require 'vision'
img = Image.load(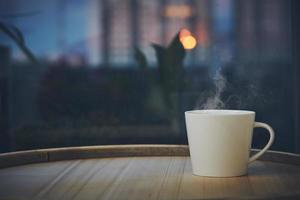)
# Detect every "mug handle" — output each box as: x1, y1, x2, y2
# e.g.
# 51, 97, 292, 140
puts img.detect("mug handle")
248, 122, 275, 163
